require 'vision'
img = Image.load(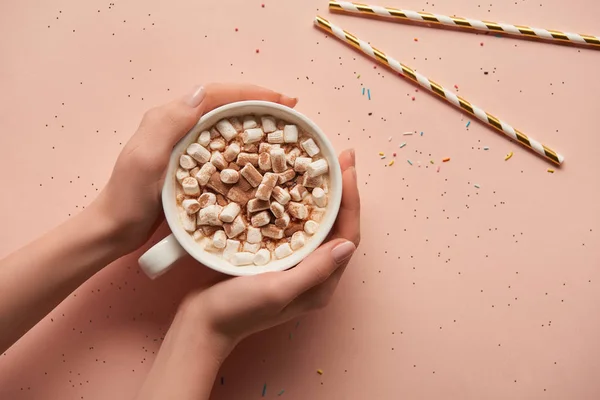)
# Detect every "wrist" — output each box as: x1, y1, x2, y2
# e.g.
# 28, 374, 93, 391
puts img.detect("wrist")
82, 197, 132, 261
